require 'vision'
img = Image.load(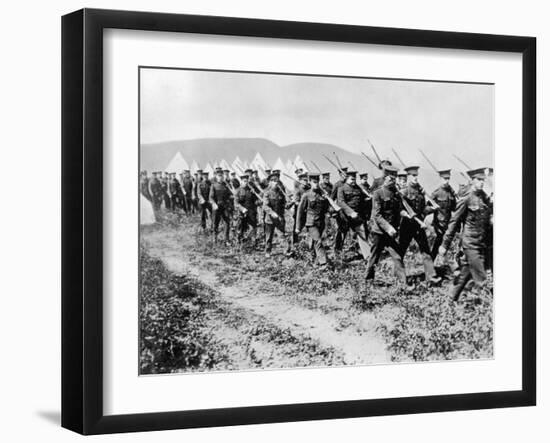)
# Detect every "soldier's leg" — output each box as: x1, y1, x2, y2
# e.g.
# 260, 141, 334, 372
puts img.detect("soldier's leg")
212, 209, 221, 240
365, 232, 385, 279
333, 214, 348, 253
223, 210, 231, 242
464, 248, 487, 286
351, 222, 370, 260
451, 263, 472, 301
386, 237, 408, 284
430, 223, 445, 260
414, 228, 437, 280
265, 223, 275, 253
398, 222, 414, 258
200, 204, 207, 229
308, 226, 327, 266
